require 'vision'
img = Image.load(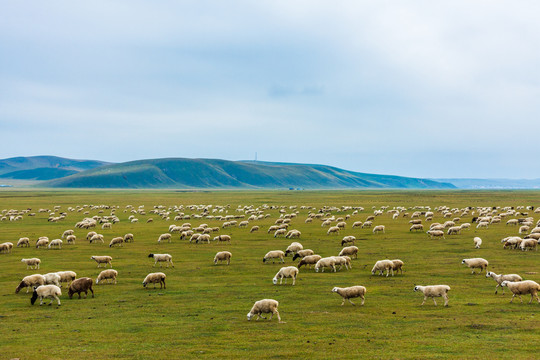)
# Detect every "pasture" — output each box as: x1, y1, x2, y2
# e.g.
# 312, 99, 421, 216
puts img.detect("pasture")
0, 190, 539, 359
